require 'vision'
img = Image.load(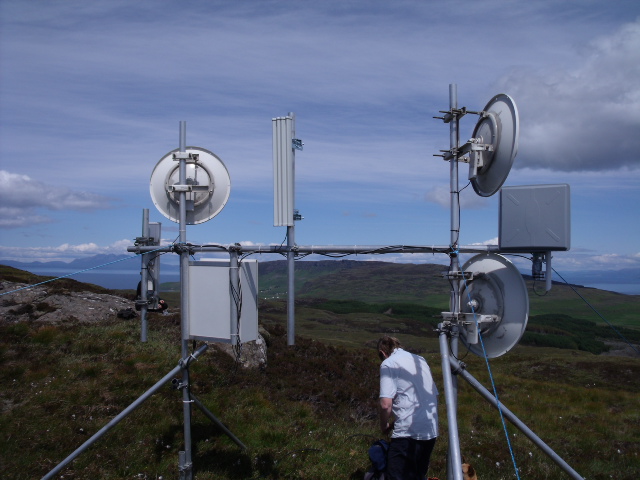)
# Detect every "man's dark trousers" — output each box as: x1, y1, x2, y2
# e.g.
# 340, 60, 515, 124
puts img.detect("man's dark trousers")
386, 437, 436, 480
